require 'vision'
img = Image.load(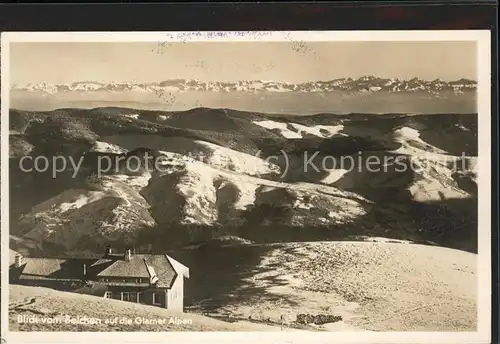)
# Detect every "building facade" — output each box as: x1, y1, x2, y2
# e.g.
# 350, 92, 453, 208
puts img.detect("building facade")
9, 247, 190, 312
